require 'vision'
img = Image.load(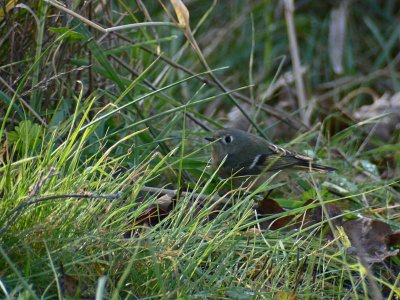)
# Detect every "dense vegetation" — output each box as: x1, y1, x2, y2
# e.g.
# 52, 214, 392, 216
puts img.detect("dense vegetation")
0, 1, 399, 299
